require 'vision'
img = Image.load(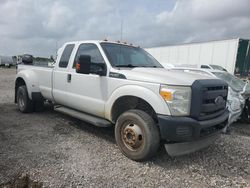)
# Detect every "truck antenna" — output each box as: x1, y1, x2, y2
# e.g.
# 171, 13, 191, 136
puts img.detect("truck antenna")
120, 19, 123, 41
